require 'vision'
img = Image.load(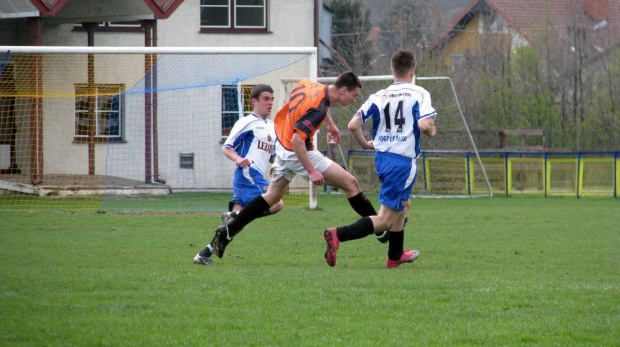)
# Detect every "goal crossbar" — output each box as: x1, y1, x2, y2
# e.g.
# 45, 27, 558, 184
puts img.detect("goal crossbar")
0, 46, 317, 55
